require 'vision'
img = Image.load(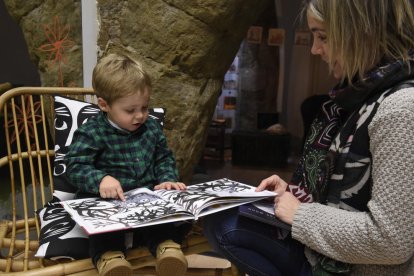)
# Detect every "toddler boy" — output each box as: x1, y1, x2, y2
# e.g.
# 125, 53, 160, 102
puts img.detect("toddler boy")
65, 53, 189, 276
